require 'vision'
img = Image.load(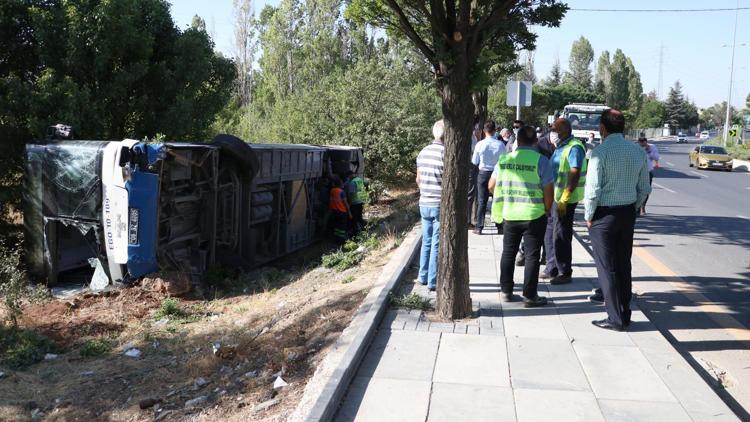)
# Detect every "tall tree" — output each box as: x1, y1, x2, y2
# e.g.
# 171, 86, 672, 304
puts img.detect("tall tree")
233, 0, 257, 106
564, 36, 594, 89
608, 49, 630, 110
546, 56, 562, 87
594, 51, 610, 100
664, 81, 686, 131
347, 0, 567, 319
626, 58, 643, 115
